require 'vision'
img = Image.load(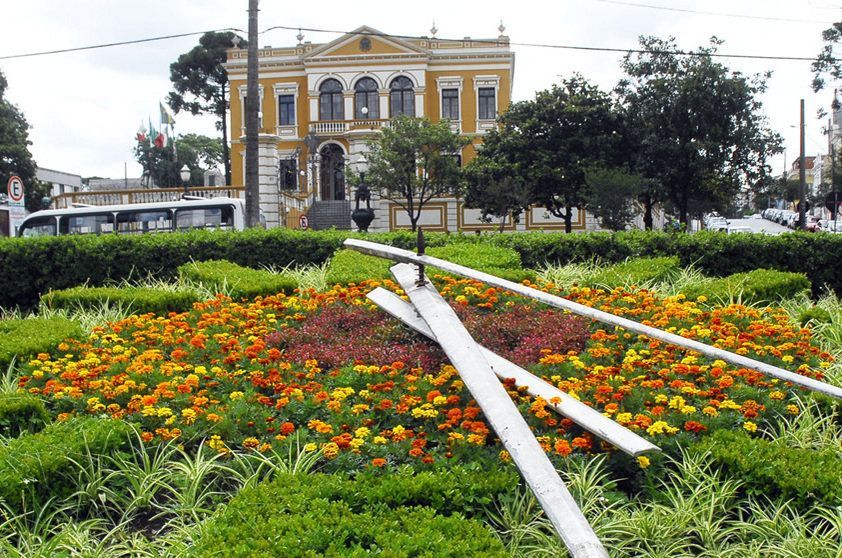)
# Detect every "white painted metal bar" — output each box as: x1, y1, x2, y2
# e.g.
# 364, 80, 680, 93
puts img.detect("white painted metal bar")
346, 238, 842, 400
390, 263, 609, 558
367, 286, 659, 457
